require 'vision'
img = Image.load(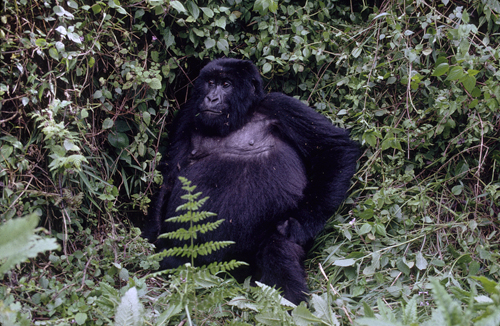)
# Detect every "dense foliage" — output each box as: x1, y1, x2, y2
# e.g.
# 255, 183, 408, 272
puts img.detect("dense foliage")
1, 0, 500, 324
